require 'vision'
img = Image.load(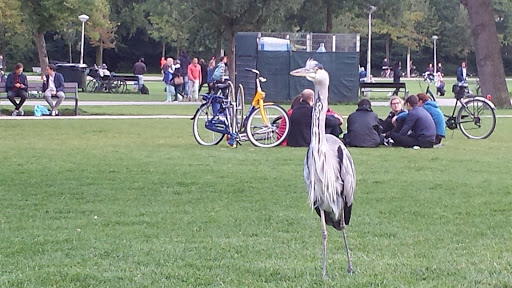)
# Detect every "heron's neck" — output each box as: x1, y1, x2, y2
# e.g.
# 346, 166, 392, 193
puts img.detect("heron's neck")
310, 84, 328, 151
